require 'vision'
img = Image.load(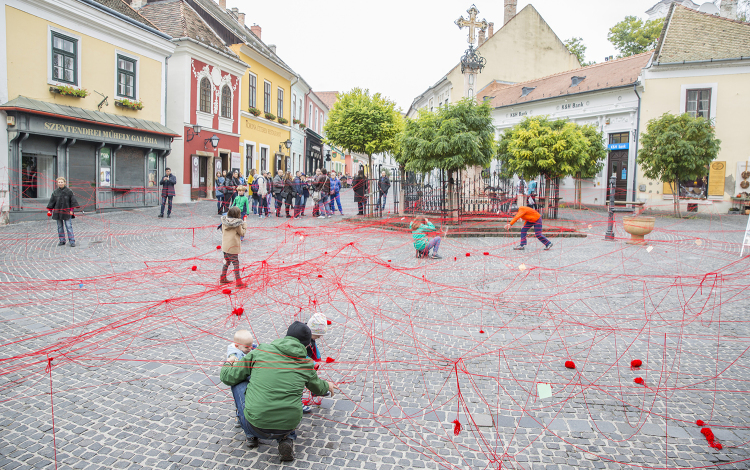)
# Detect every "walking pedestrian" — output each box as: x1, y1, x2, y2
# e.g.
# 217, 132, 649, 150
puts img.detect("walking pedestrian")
377, 170, 391, 212
46, 177, 79, 247
215, 171, 225, 215
158, 168, 176, 218
315, 169, 332, 219
328, 171, 343, 215
353, 169, 368, 215
504, 206, 553, 251
265, 171, 274, 215
527, 179, 538, 211
219, 206, 247, 287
